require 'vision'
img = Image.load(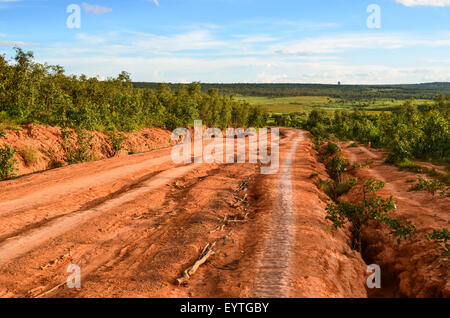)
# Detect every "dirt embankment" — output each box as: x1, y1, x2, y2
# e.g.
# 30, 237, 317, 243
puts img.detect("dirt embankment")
0, 124, 175, 177
341, 143, 449, 298
286, 132, 367, 297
